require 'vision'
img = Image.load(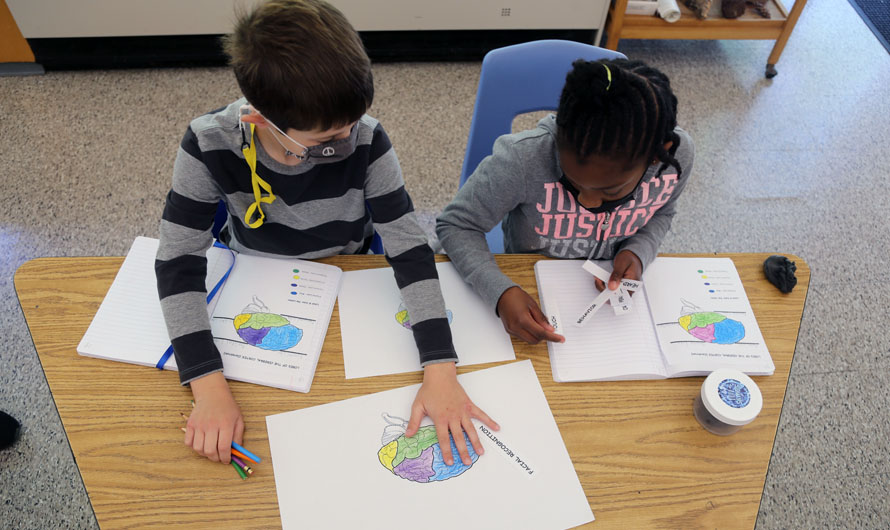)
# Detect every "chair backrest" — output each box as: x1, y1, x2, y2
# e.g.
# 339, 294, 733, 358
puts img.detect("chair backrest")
460, 40, 626, 188
457, 40, 626, 253
211, 200, 227, 240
